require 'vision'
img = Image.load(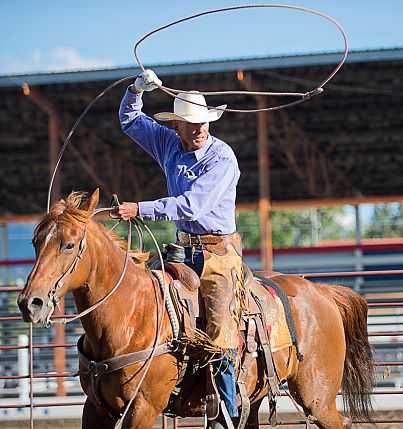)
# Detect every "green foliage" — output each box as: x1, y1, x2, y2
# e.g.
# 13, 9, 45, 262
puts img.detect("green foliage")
237, 207, 353, 249
105, 203, 403, 253
103, 219, 176, 252
364, 203, 403, 238
235, 211, 260, 249
105, 206, 356, 252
